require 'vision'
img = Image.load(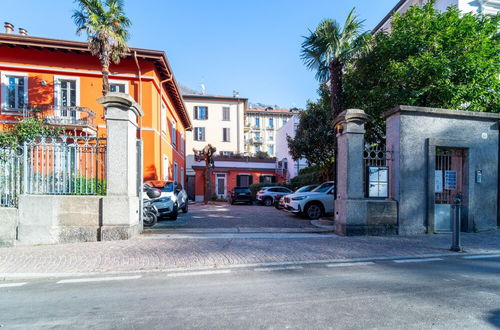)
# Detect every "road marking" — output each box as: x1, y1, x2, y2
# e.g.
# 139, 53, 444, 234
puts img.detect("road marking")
57, 275, 141, 284
0, 282, 27, 288
463, 254, 500, 260
326, 262, 375, 267
167, 270, 231, 277
254, 266, 304, 272
393, 258, 443, 263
